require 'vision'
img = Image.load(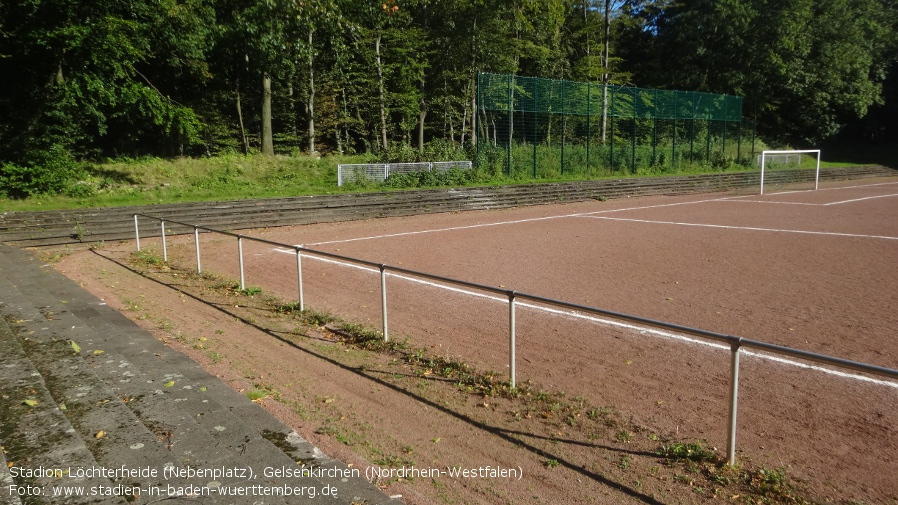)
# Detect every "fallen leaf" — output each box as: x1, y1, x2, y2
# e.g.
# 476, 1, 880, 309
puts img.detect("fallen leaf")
59, 403, 67, 410
93, 350, 104, 355
95, 430, 106, 439
71, 341, 81, 353
23, 399, 39, 406
163, 381, 175, 387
